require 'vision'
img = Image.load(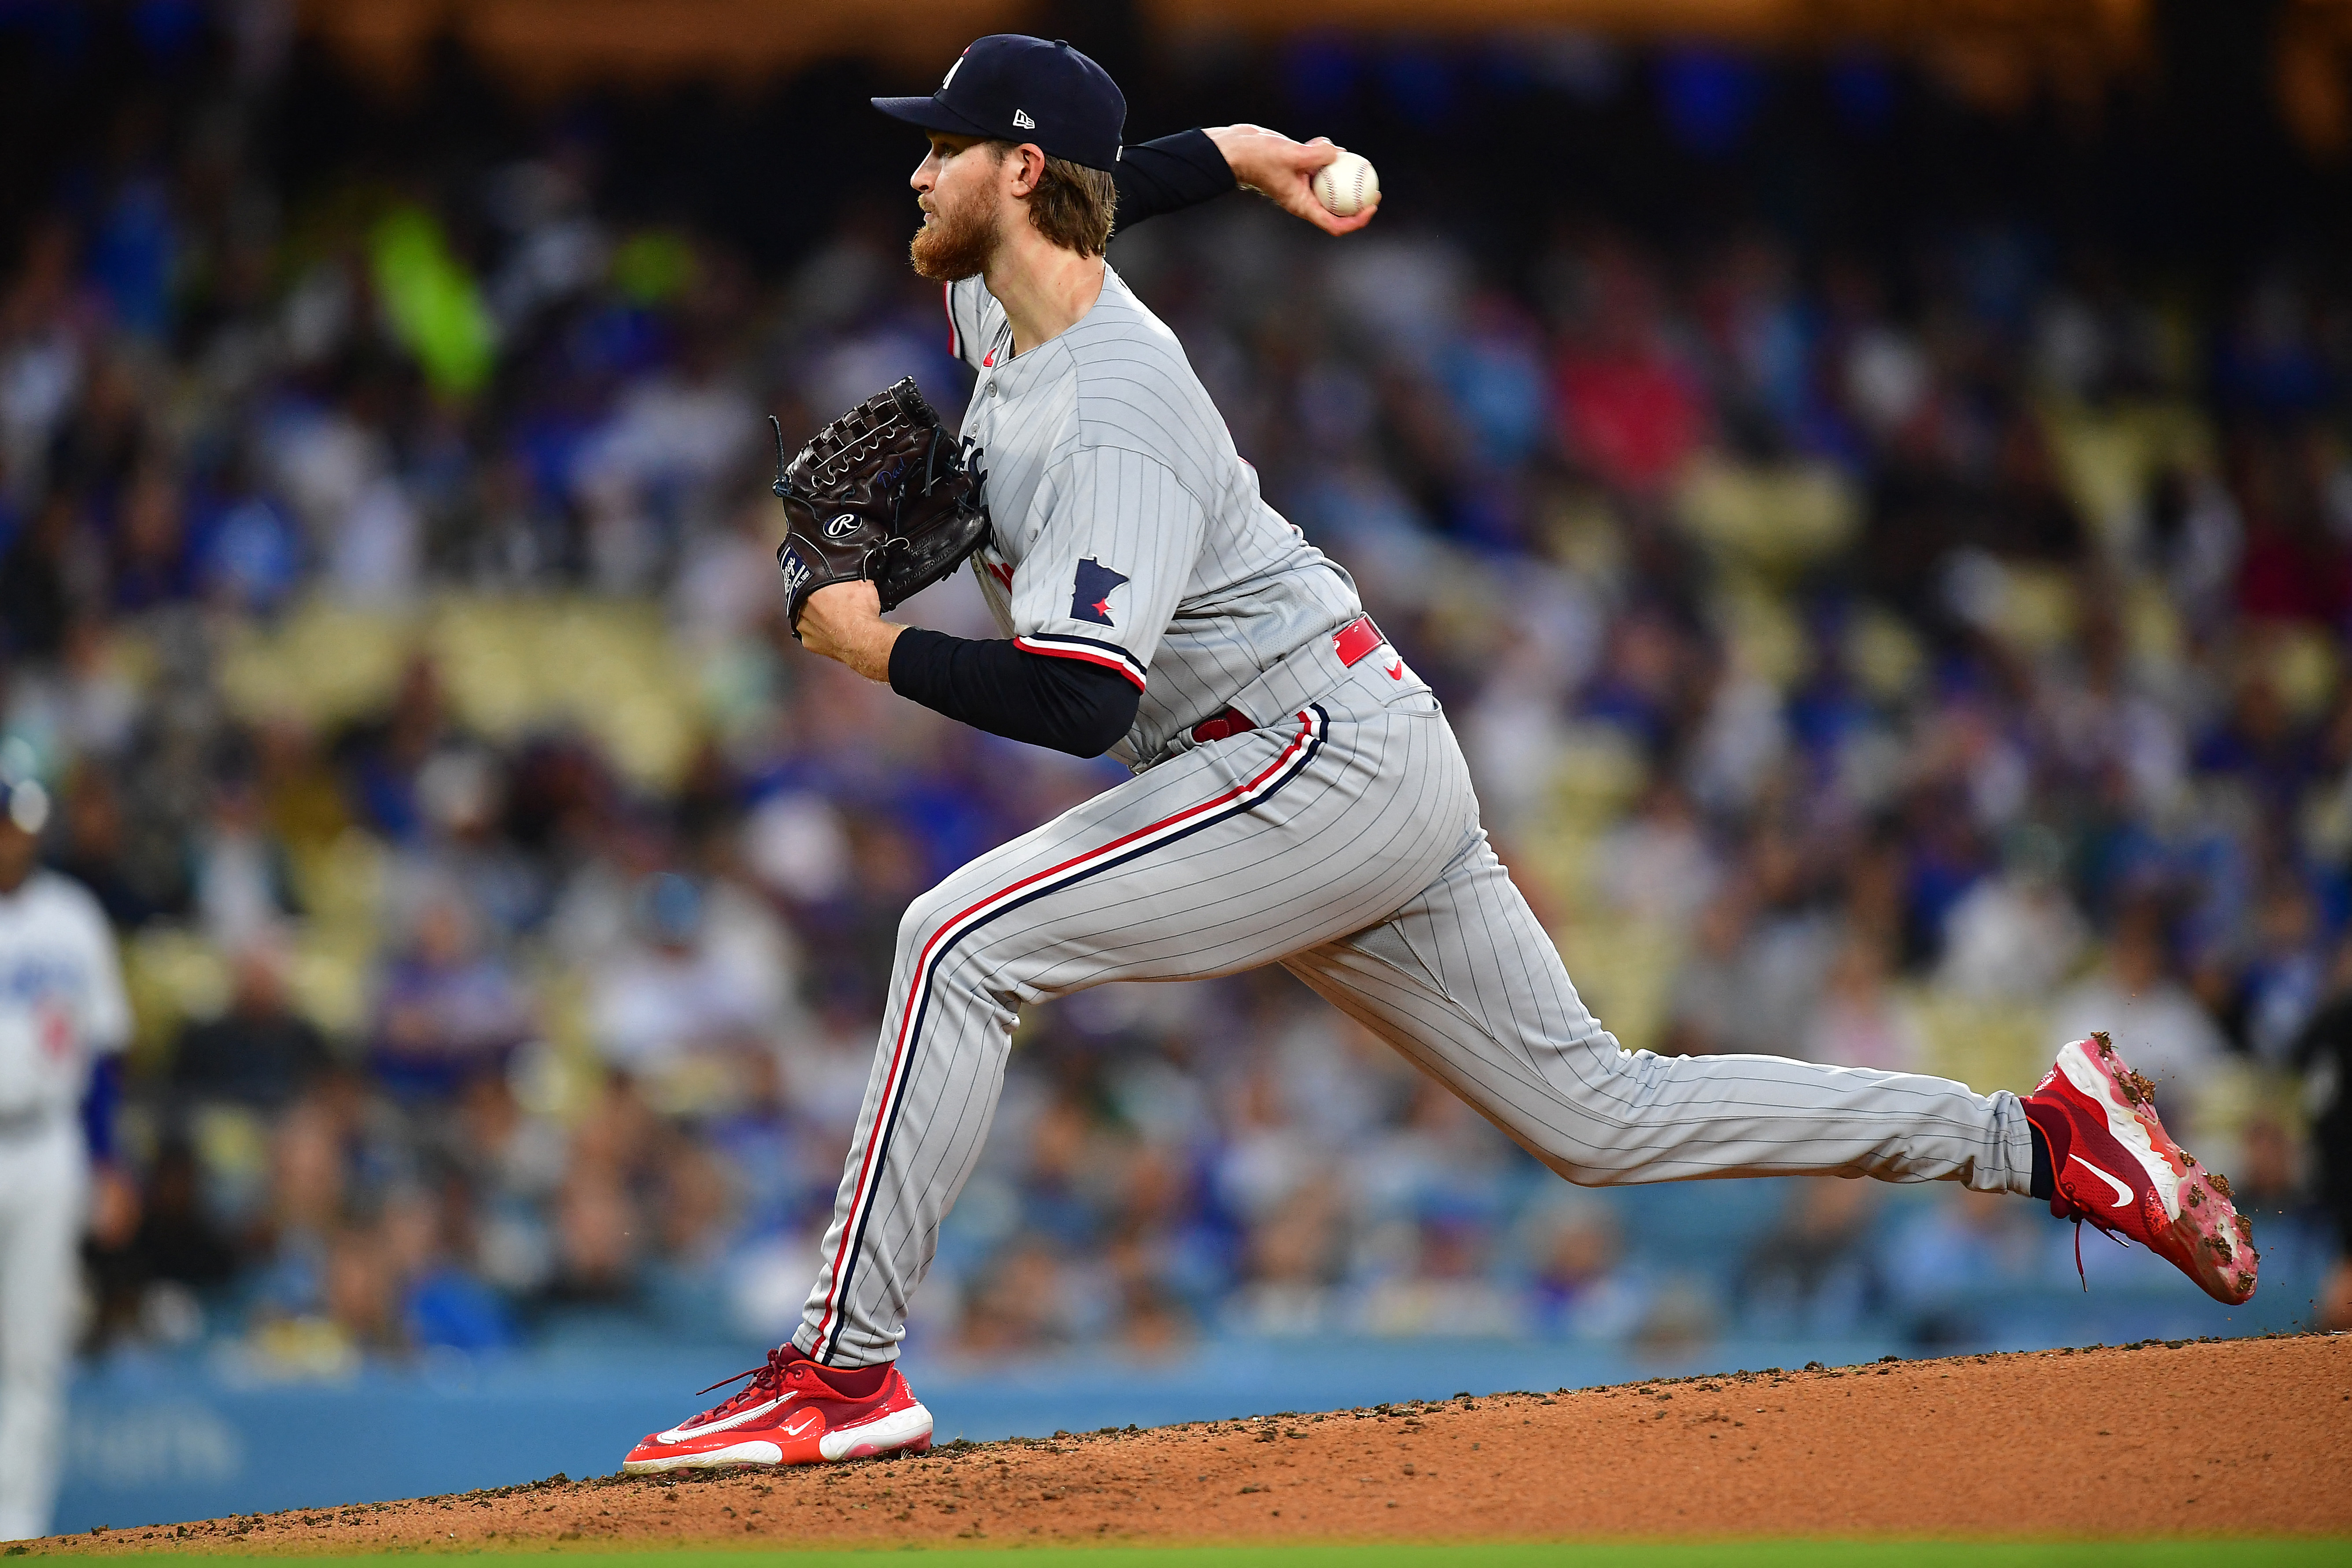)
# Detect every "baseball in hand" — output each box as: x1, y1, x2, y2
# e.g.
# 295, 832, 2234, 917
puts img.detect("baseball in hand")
1310, 151, 1379, 218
